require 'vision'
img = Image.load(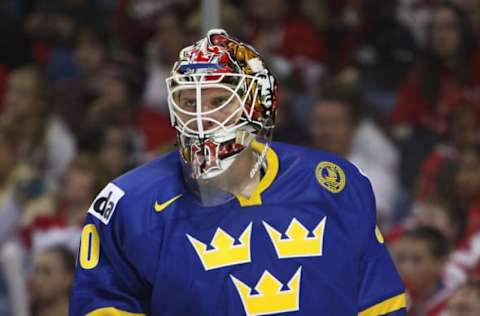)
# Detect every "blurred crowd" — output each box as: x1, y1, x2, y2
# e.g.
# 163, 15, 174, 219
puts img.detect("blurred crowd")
0, 0, 479, 315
